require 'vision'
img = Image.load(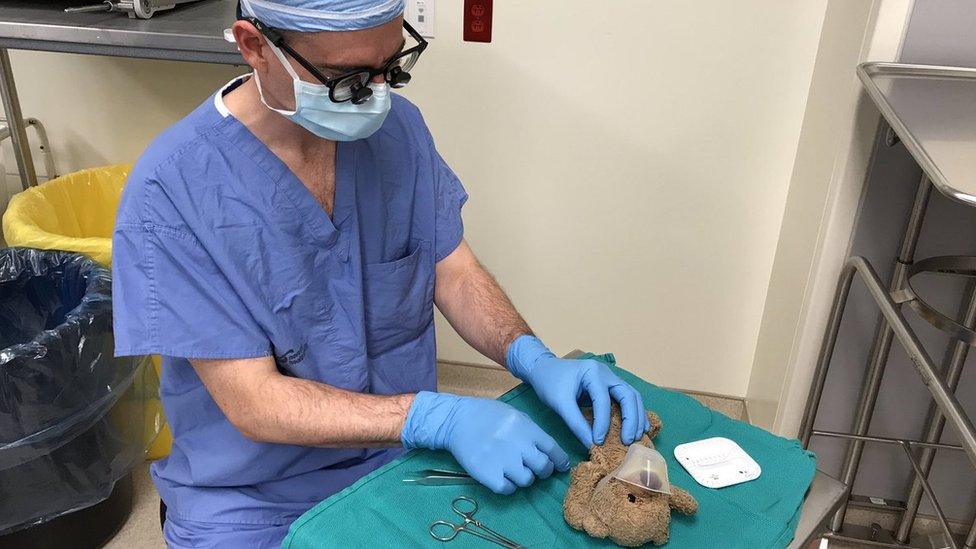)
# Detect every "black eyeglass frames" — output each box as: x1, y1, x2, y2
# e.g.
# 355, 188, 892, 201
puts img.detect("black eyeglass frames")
248, 18, 428, 105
